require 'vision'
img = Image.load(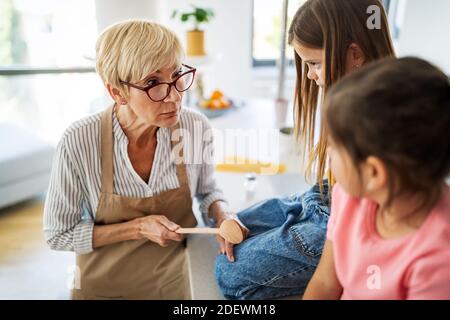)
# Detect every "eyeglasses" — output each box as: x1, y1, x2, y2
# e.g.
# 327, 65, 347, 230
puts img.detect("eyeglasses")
120, 64, 196, 102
